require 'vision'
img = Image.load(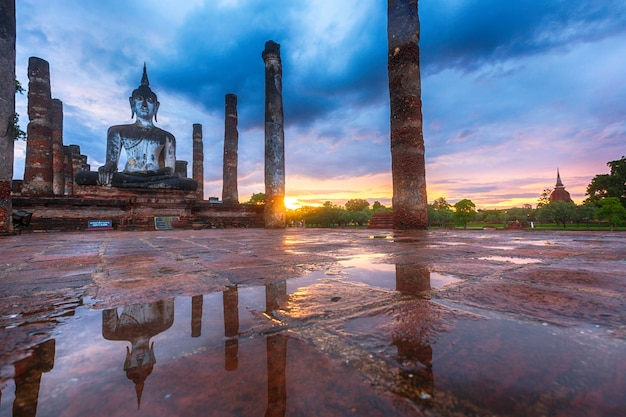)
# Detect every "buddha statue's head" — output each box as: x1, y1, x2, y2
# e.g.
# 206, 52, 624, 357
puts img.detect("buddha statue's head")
129, 64, 160, 122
